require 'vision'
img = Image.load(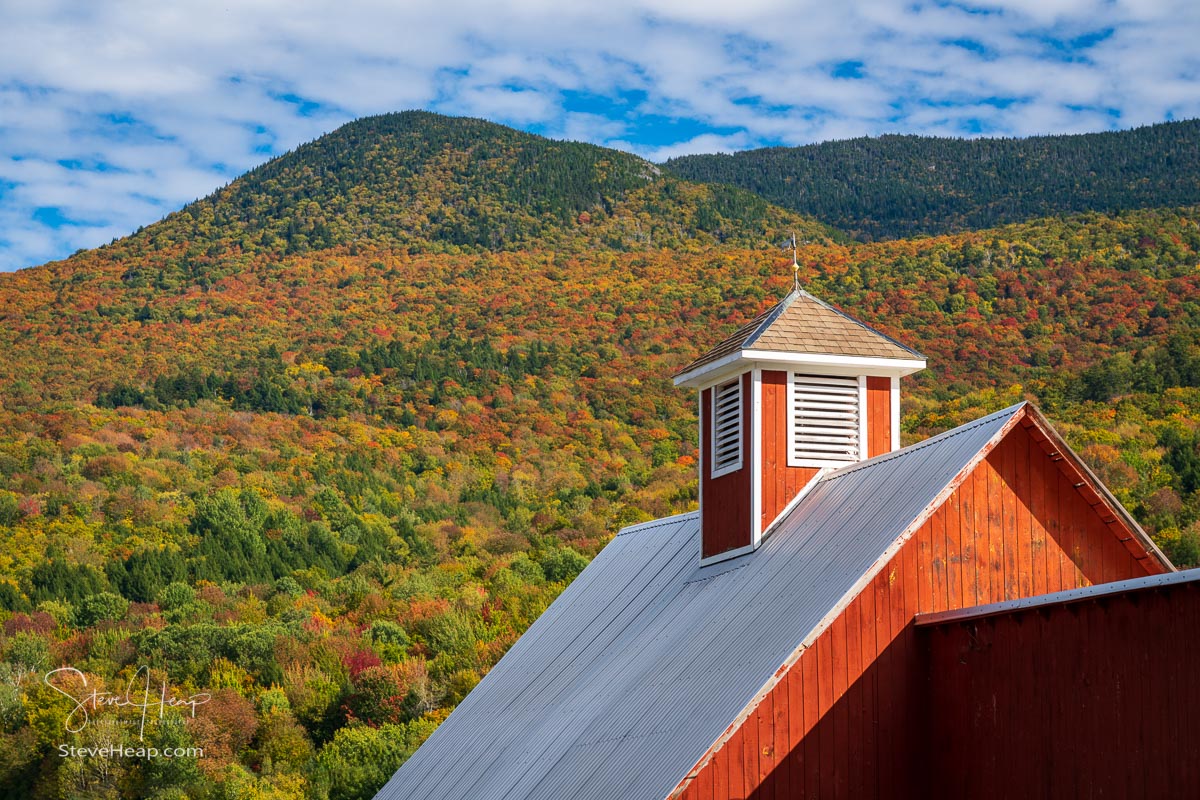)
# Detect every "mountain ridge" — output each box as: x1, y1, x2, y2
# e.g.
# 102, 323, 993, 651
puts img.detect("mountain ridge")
664, 118, 1200, 240
21, 112, 1198, 276
111, 110, 830, 271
